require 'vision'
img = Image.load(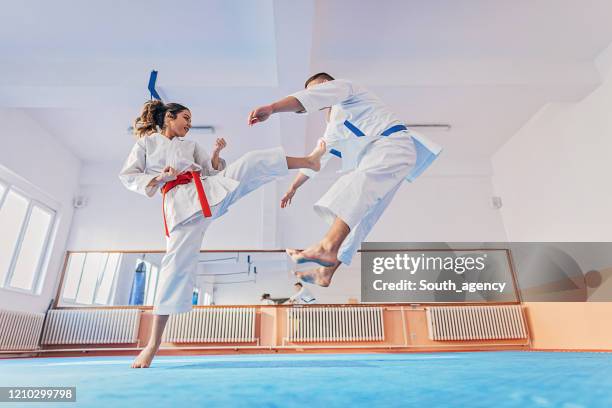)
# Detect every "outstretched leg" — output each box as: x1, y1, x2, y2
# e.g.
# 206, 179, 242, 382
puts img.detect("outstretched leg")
214, 142, 325, 215
286, 139, 326, 171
